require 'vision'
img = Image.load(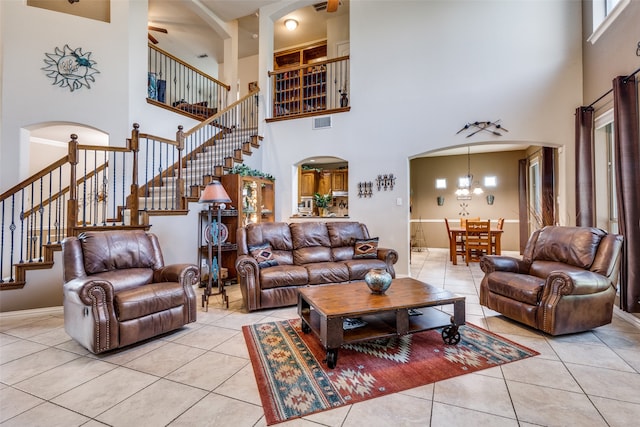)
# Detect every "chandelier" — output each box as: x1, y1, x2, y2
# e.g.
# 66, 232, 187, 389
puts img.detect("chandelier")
455, 147, 484, 197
